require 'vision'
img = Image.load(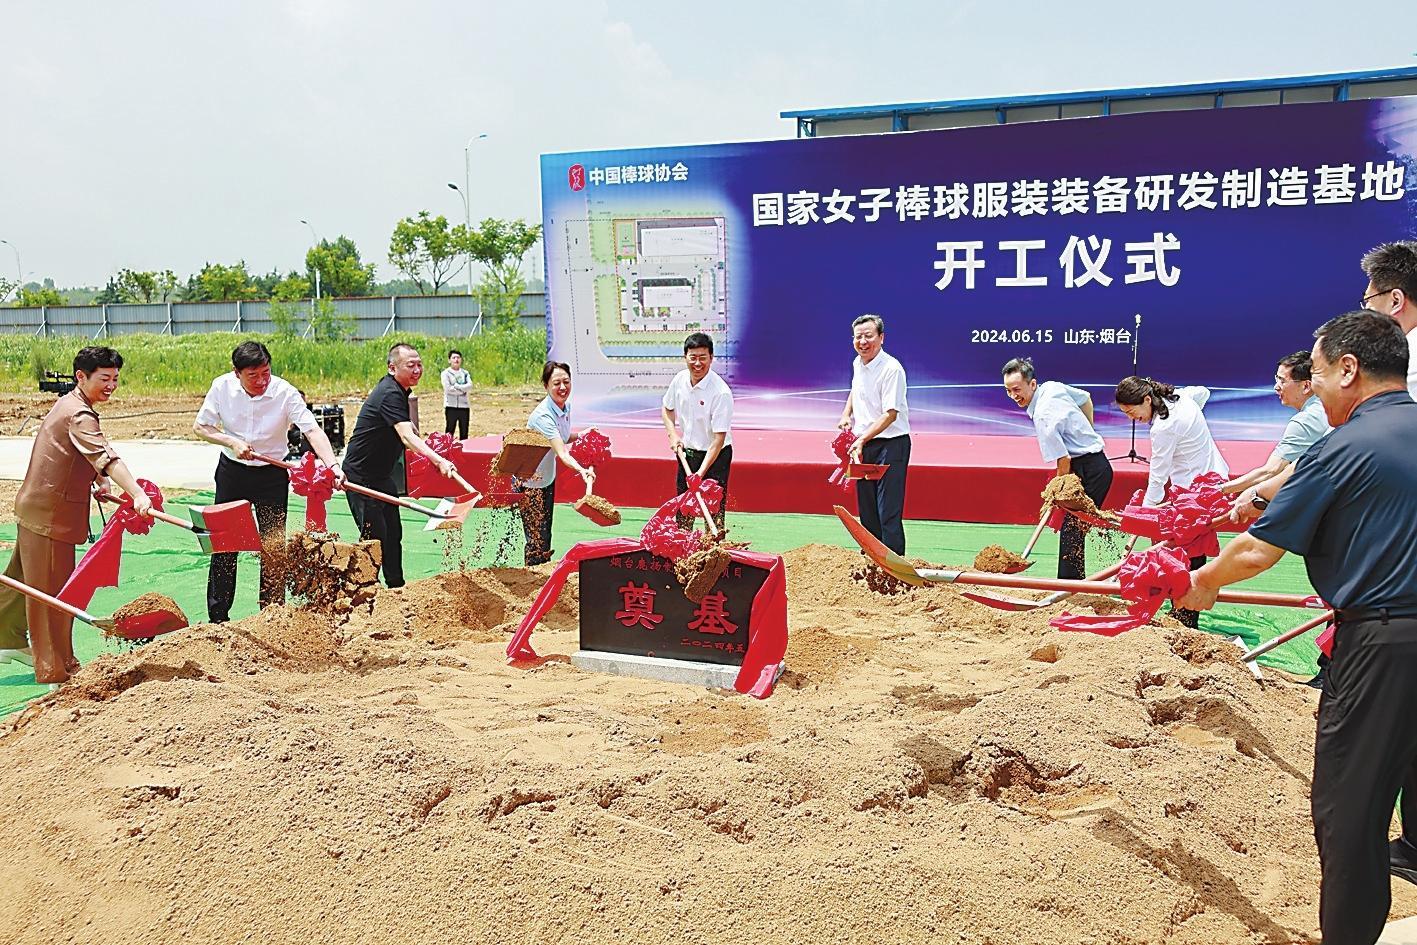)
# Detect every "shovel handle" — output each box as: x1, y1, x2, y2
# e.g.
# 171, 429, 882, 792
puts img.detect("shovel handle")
1242, 610, 1334, 662
95, 492, 196, 532
1020, 507, 1052, 559
341, 481, 447, 519
0, 572, 104, 629
676, 447, 719, 537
